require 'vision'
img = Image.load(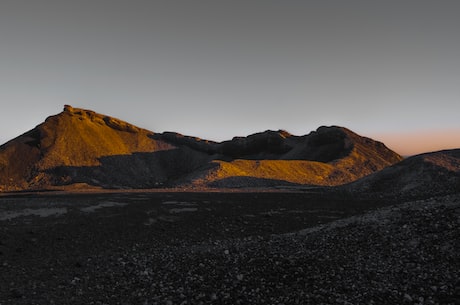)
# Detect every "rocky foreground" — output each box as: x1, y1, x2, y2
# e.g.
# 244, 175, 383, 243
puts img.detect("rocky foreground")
0, 193, 459, 305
